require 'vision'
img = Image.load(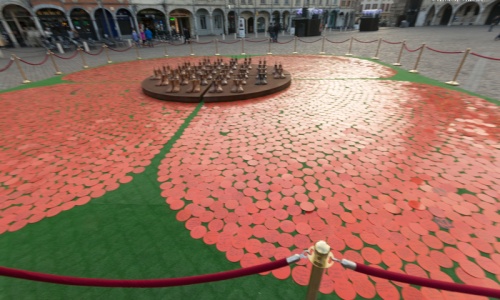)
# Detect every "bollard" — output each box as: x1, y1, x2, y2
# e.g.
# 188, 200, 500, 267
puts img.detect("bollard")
372, 38, 382, 60
83, 41, 90, 52
56, 43, 64, 54
12, 55, 31, 84
345, 36, 353, 56
393, 40, 405, 66
127, 39, 132, 47
319, 36, 326, 54
234, 33, 237, 40
104, 45, 112, 64
196, 35, 199, 42
222, 33, 225, 40
306, 241, 335, 300
241, 38, 245, 55
189, 41, 194, 56
135, 44, 142, 60
409, 43, 425, 73
267, 39, 272, 55
48, 51, 62, 75
215, 39, 220, 56
0, 49, 4, 59
293, 36, 298, 54
78, 48, 88, 69
446, 48, 470, 86
164, 43, 169, 57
